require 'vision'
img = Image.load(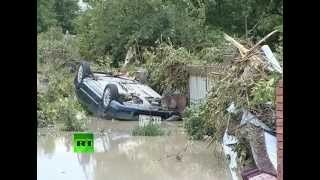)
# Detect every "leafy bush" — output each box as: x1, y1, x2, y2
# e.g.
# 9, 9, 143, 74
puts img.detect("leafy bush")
37, 26, 80, 65
198, 47, 225, 63
183, 103, 215, 140
38, 91, 88, 131
58, 97, 88, 131
37, 106, 55, 128
75, 0, 212, 66
37, 27, 88, 131
132, 124, 165, 136
197, 40, 235, 63
46, 70, 74, 102
250, 76, 278, 107
144, 43, 193, 94
38, 82, 88, 131
91, 55, 112, 72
